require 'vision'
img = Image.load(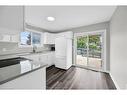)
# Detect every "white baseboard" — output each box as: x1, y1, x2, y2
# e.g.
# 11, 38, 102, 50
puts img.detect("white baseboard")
73, 64, 109, 73
109, 73, 120, 89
